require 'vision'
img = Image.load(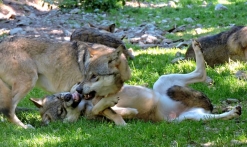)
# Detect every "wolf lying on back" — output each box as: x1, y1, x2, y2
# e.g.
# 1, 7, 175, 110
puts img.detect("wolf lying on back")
31, 40, 242, 125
